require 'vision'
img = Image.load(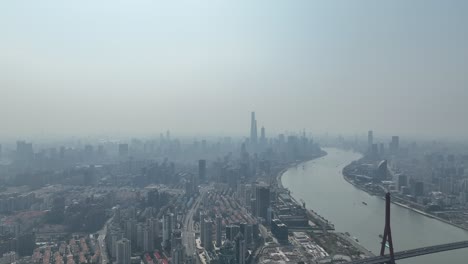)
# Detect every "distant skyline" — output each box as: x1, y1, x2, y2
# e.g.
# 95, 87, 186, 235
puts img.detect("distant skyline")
2, 1, 468, 140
